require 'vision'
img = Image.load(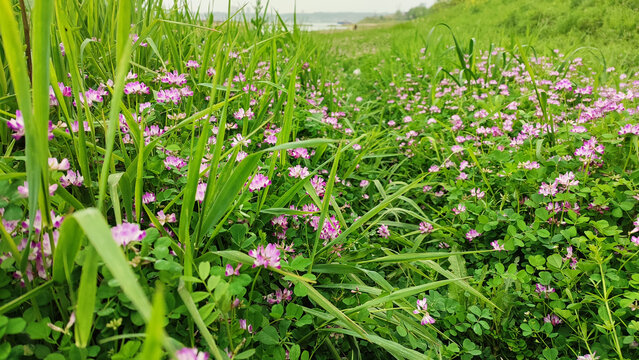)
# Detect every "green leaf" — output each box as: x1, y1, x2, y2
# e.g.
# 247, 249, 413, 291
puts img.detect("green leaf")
5, 318, 25, 335
256, 325, 279, 345
322, 328, 430, 360
75, 248, 99, 348
297, 281, 368, 338
547, 254, 563, 269
360, 250, 490, 264
177, 280, 225, 360
139, 286, 165, 360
